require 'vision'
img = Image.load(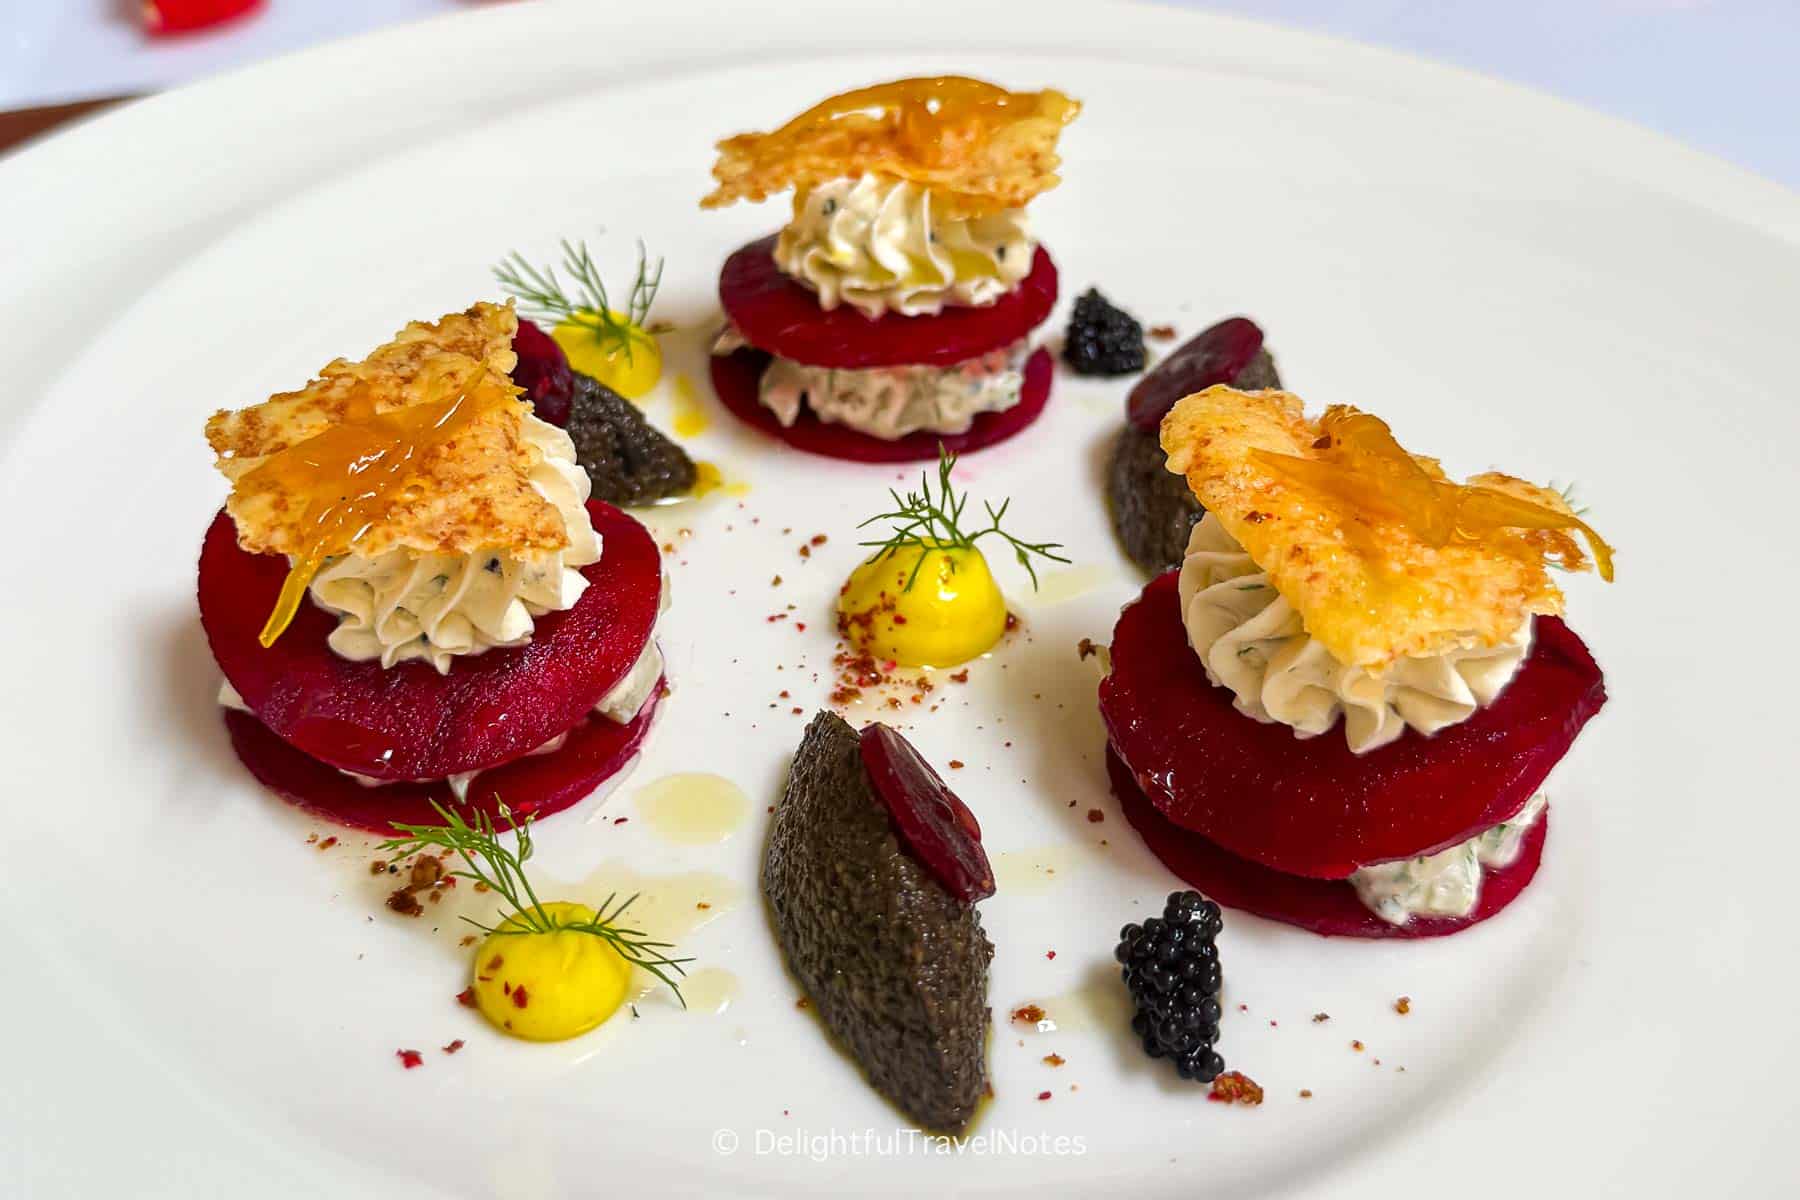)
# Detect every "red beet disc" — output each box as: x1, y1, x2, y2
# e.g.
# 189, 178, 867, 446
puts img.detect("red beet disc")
200, 499, 661, 781
224, 682, 662, 834
859, 722, 995, 902
512, 317, 574, 427
1108, 748, 1547, 939
710, 346, 1052, 463
719, 234, 1059, 369
1098, 571, 1605, 879
1125, 317, 1265, 433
